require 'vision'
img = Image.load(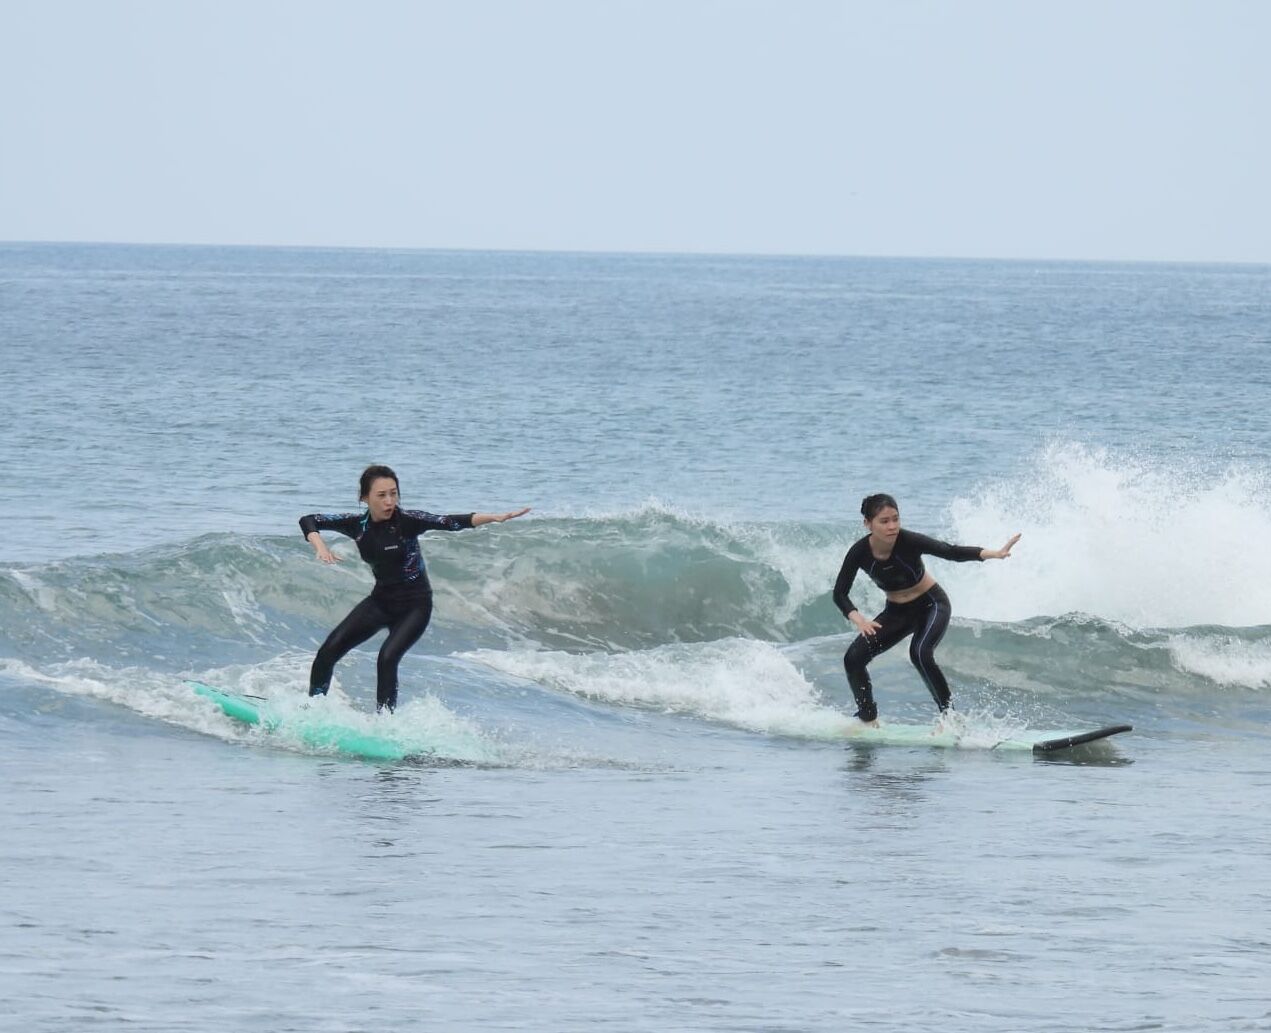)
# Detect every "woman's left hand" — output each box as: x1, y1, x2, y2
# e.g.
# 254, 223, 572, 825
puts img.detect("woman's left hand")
986, 533, 1022, 560
494, 507, 531, 523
